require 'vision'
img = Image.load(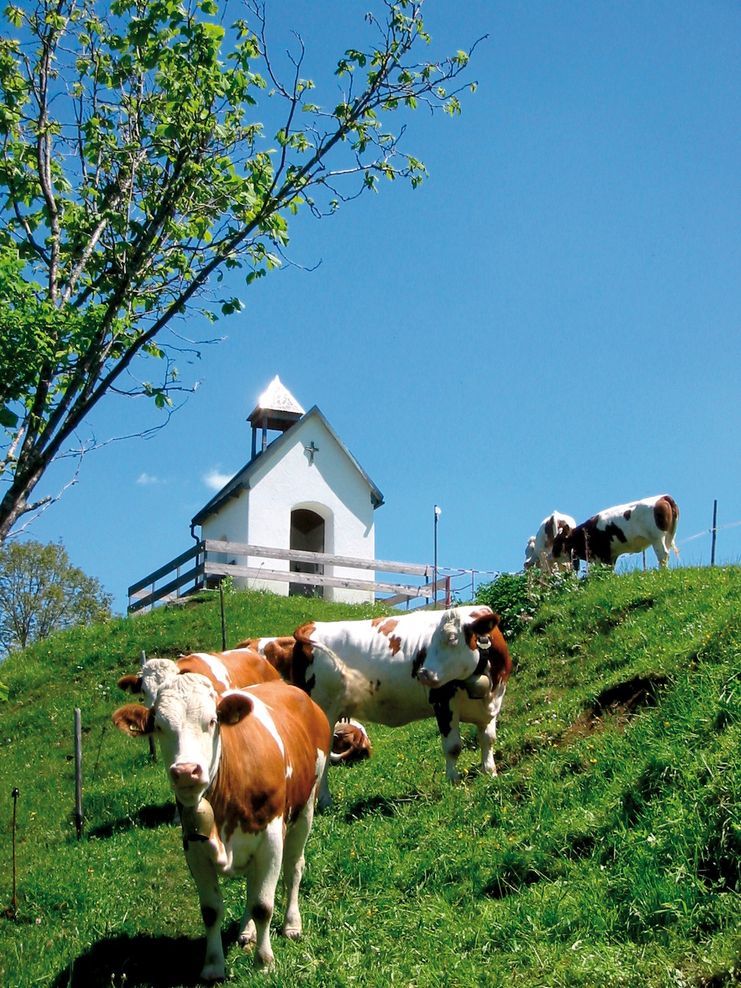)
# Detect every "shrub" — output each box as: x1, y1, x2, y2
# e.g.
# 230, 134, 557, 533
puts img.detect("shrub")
475, 570, 578, 639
